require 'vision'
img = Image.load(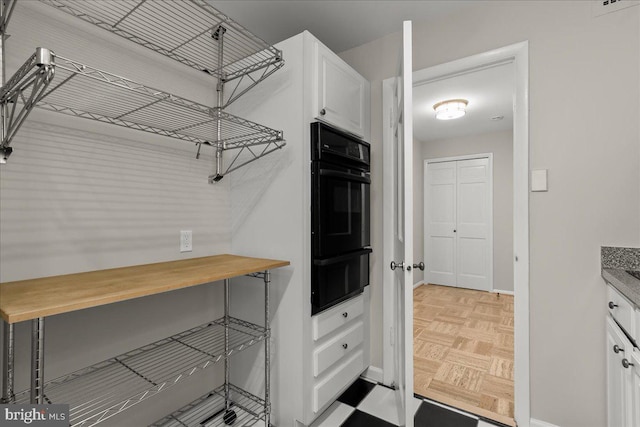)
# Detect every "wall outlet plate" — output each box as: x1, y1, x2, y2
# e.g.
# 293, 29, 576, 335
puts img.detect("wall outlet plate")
180, 230, 192, 252
593, 0, 640, 17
